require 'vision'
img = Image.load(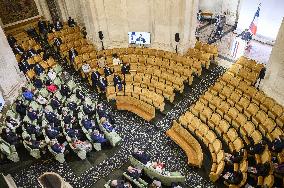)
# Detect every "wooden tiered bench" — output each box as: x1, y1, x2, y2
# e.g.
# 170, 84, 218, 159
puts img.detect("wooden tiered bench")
166, 120, 203, 167
116, 96, 155, 121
